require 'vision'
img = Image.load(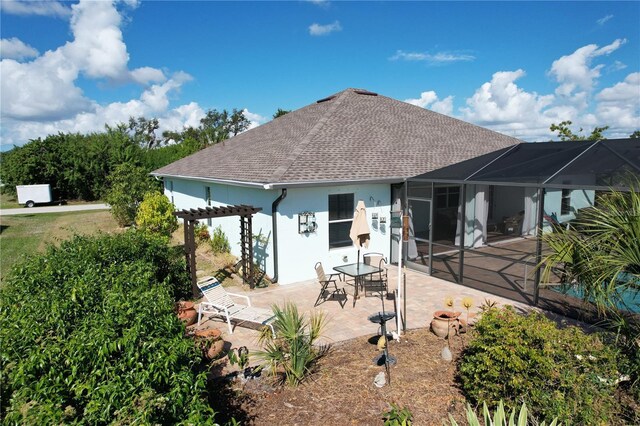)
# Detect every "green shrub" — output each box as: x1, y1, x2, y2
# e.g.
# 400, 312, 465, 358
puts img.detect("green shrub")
458, 306, 622, 425
0, 231, 212, 424
382, 403, 413, 425
194, 222, 211, 244
210, 225, 230, 254
256, 302, 327, 386
104, 163, 158, 227
135, 192, 178, 237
